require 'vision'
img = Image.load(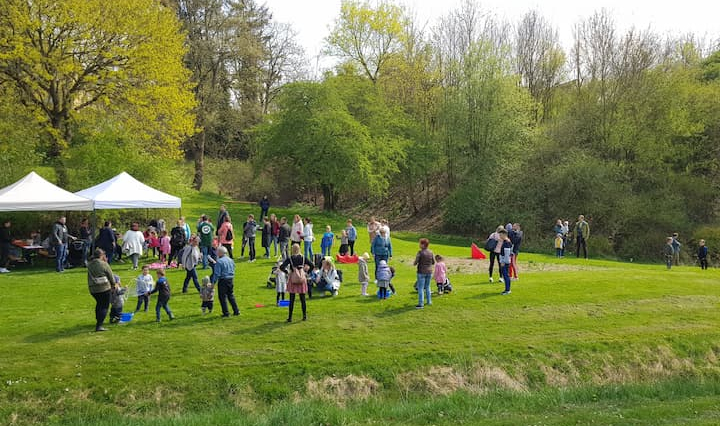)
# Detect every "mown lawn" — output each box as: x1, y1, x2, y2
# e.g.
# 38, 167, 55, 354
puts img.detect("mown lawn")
1, 197, 719, 425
